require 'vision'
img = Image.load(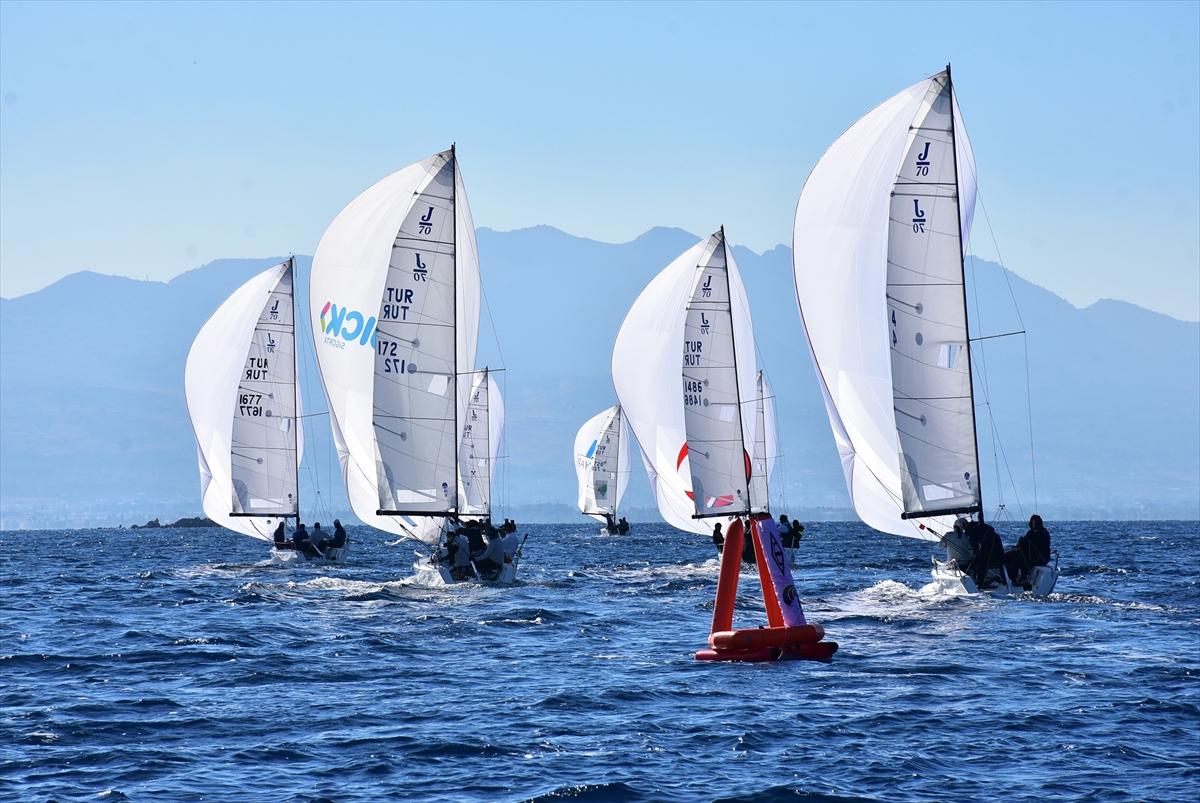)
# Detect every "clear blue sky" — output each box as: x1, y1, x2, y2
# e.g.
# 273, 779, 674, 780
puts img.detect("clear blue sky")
2, 1, 1197, 320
